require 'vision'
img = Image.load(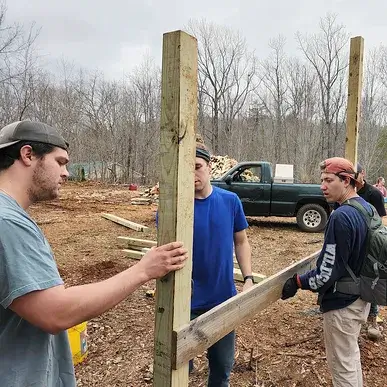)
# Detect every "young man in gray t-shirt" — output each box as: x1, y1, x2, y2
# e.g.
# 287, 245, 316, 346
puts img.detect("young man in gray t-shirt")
0, 121, 188, 386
